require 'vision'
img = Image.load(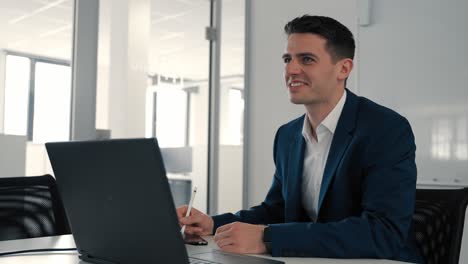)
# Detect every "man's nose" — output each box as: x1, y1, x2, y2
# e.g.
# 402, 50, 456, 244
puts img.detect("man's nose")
285, 60, 302, 75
